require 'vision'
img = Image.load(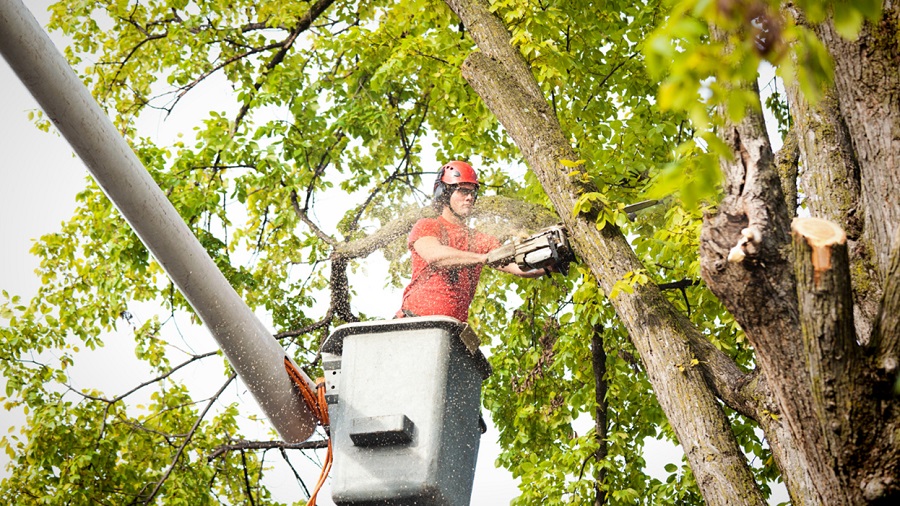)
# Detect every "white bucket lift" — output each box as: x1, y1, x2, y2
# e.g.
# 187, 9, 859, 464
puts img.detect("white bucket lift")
320, 316, 492, 506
